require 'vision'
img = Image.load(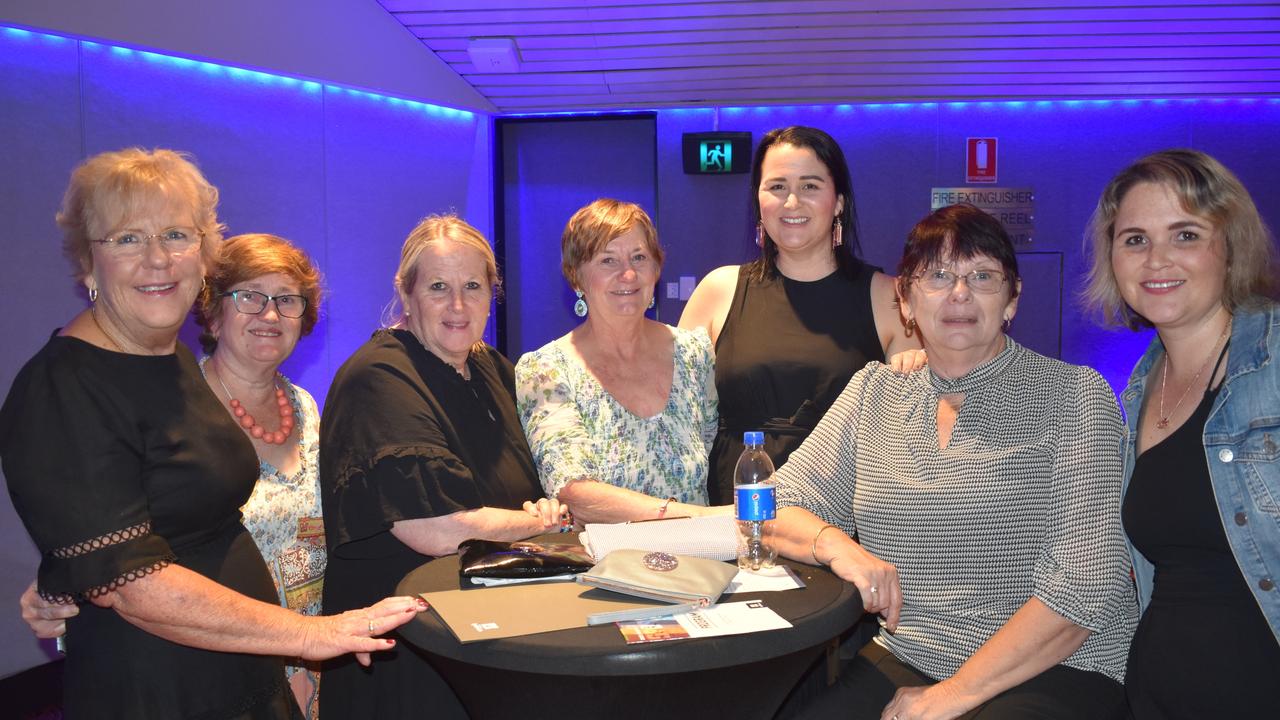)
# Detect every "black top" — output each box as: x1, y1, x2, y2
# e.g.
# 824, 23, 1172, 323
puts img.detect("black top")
0, 335, 291, 720
1123, 369, 1280, 717
318, 329, 542, 720
708, 263, 884, 504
